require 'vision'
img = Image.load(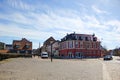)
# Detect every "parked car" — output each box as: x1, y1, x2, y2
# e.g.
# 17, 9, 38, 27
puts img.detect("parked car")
103, 55, 113, 60
41, 52, 48, 58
